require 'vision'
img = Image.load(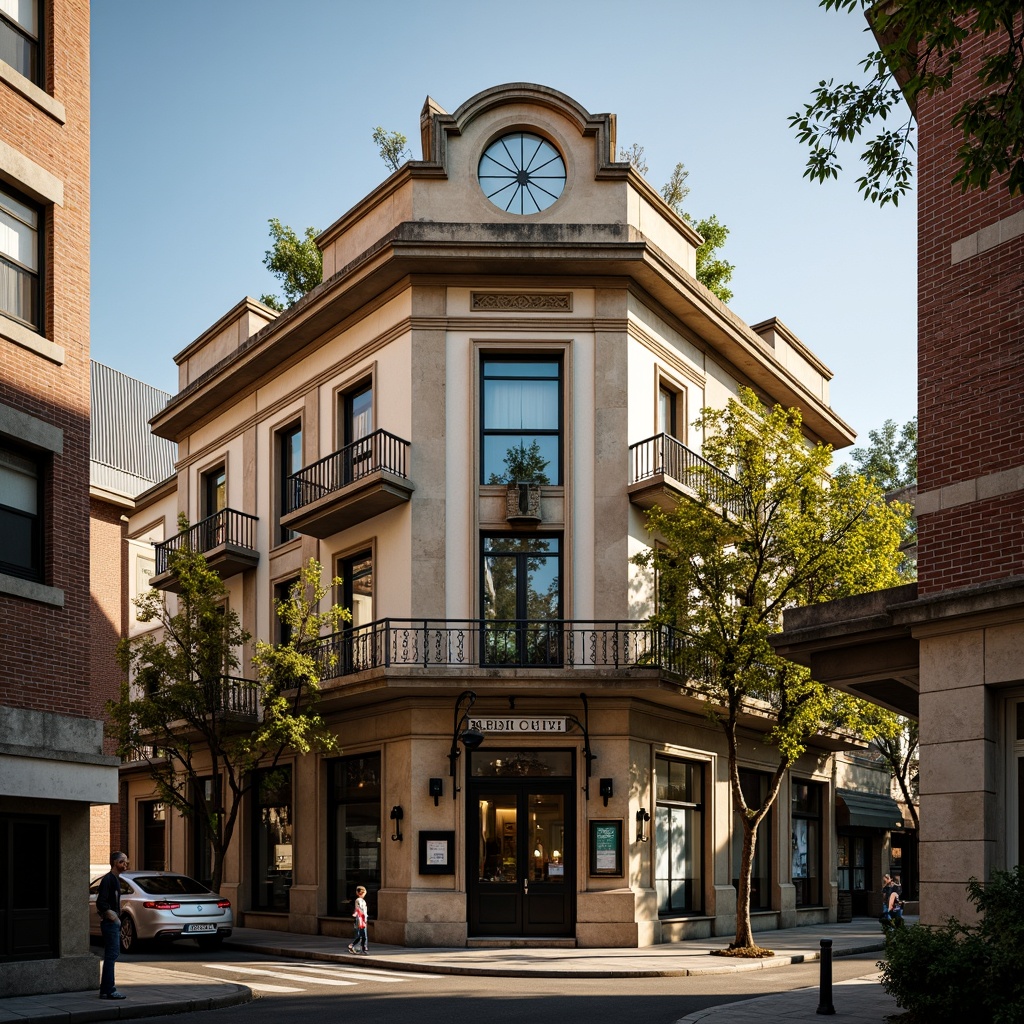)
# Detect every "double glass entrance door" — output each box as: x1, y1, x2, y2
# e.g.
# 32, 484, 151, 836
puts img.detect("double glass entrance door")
468, 773, 574, 937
